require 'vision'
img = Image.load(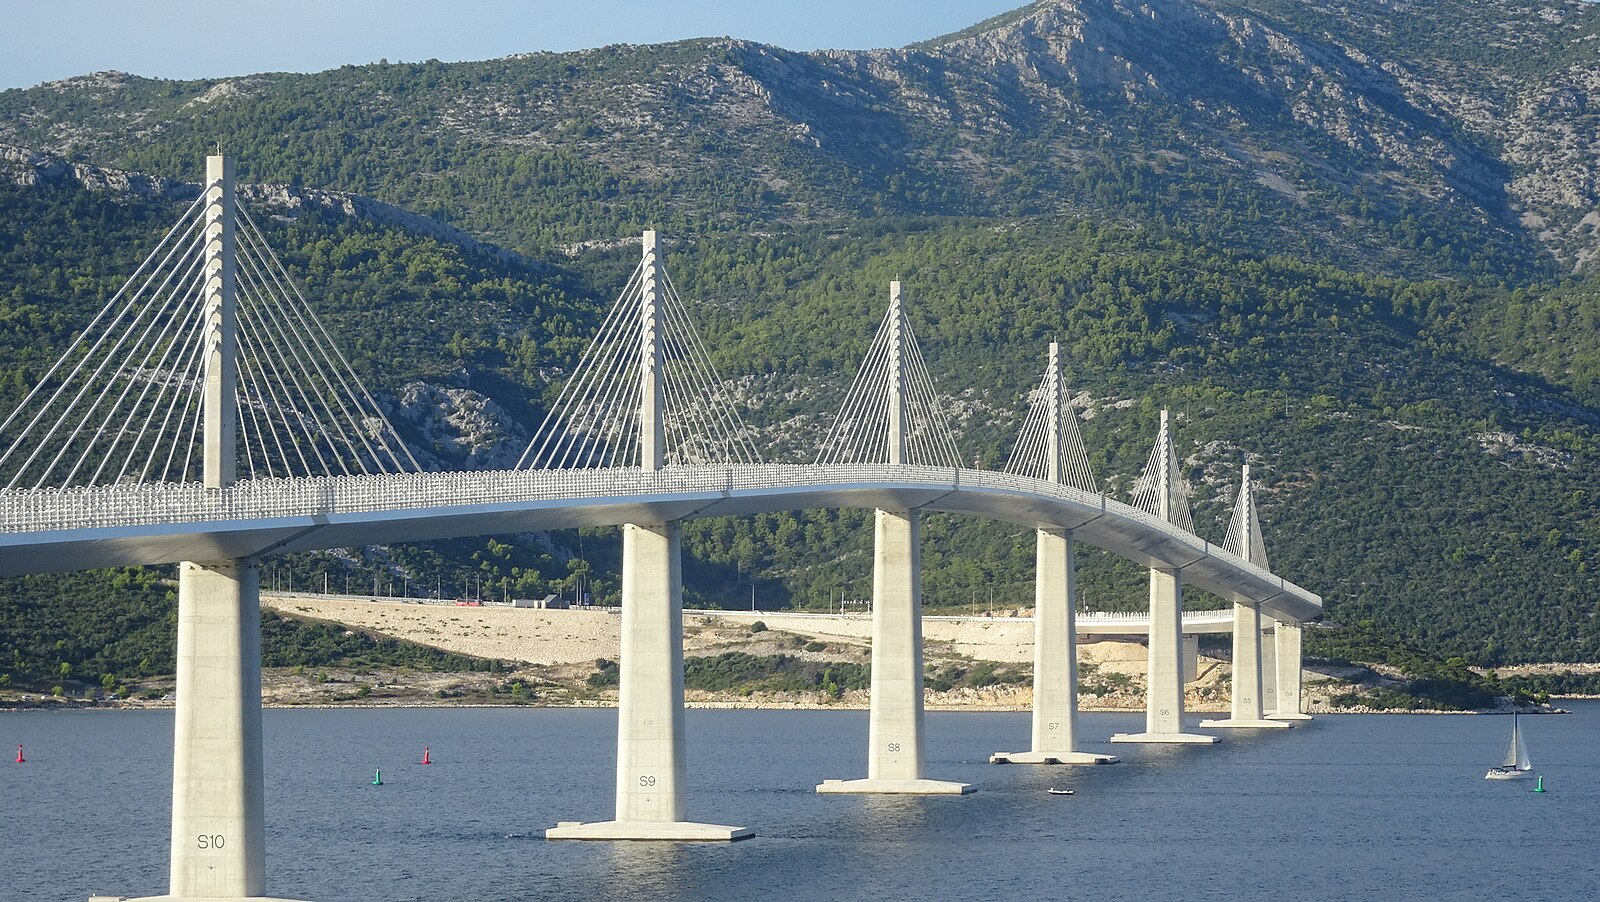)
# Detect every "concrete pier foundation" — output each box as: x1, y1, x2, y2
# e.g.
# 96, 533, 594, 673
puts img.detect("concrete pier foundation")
112, 560, 308, 902
991, 529, 1115, 766
1268, 620, 1312, 721
819, 509, 972, 794
1200, 602, 1290, 730
1112, 568, 1217, 744
548, 523, 751, 840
